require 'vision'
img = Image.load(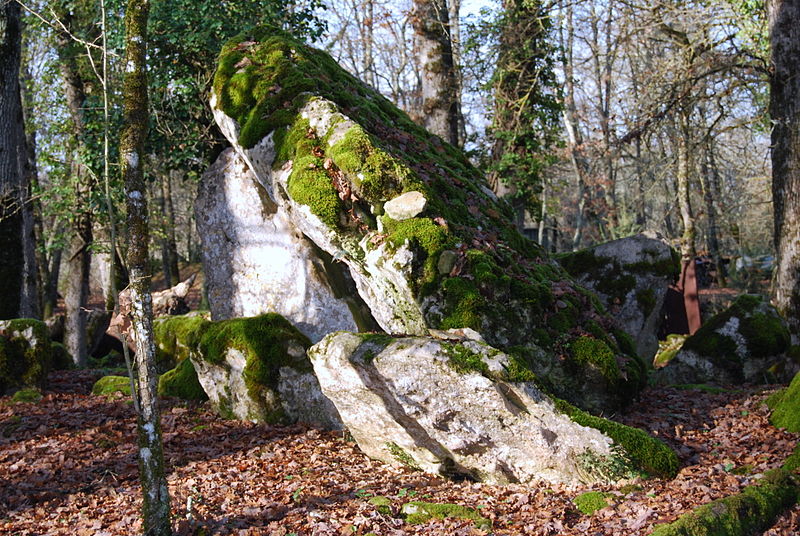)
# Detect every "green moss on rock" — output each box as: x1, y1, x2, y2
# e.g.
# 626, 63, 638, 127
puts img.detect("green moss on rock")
573, 491, 614, 515
0, 319, 53, 395
554, 398, 679, 478
153, 314, 210, 372
570, 336, 620, 383
92, 375, 132, 396
11, 388, 42, 403
158, 358, 208, 401
770, 371, 800, 432
649, 468, 798, 536
400, 501, 491, 530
